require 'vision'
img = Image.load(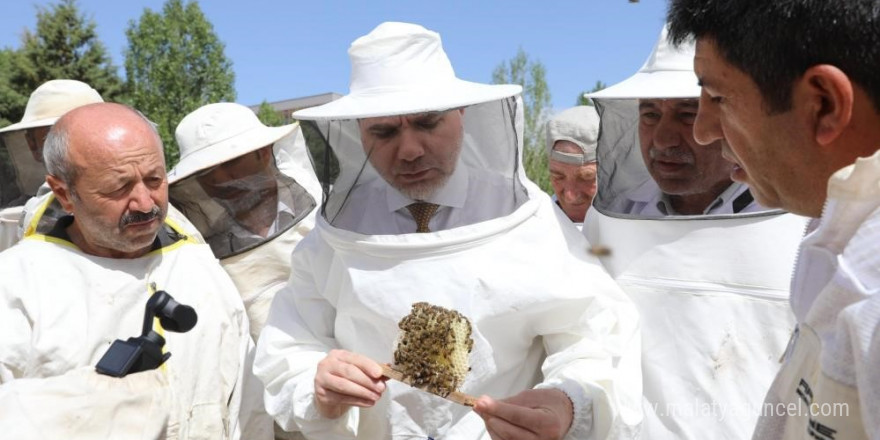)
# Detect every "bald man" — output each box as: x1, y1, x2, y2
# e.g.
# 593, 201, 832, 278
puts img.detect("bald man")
0, 103, 271, 439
